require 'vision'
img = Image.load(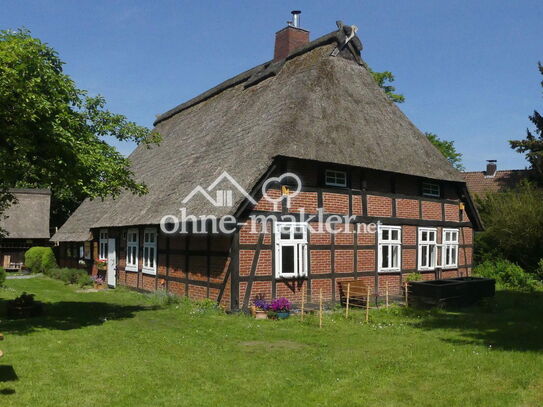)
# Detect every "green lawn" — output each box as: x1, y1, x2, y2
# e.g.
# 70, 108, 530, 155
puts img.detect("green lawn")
1, 277, 542, 407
